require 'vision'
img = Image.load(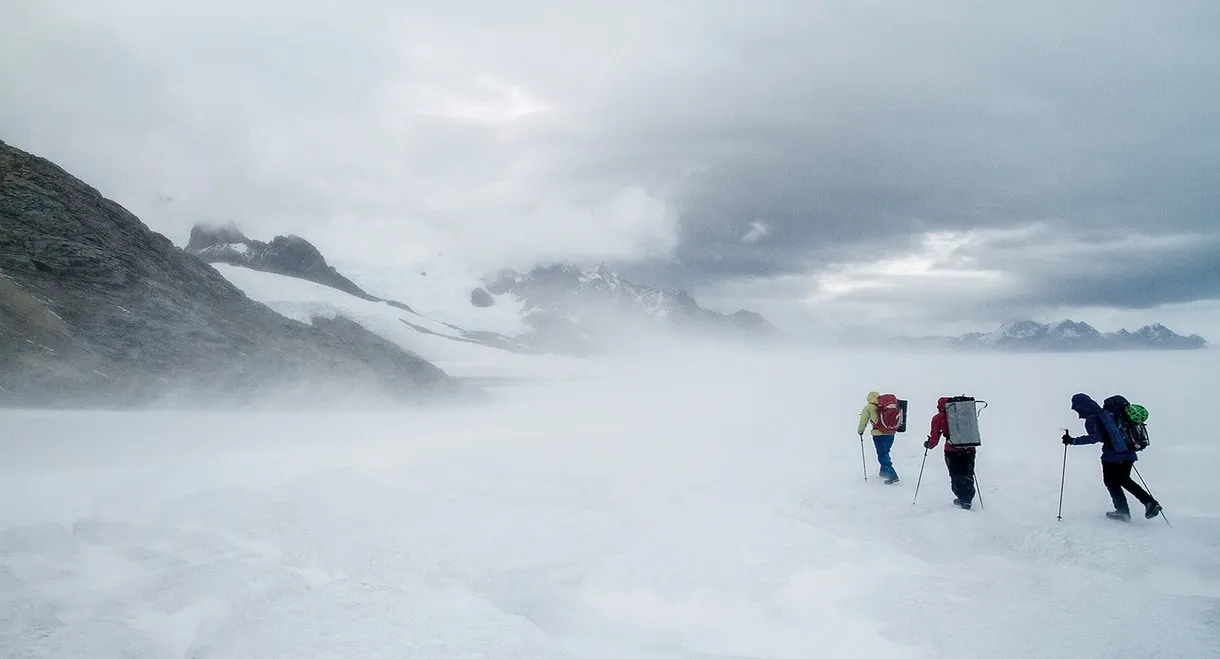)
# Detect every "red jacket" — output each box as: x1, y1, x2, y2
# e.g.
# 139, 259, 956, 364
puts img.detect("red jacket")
927, 396, 975, 453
